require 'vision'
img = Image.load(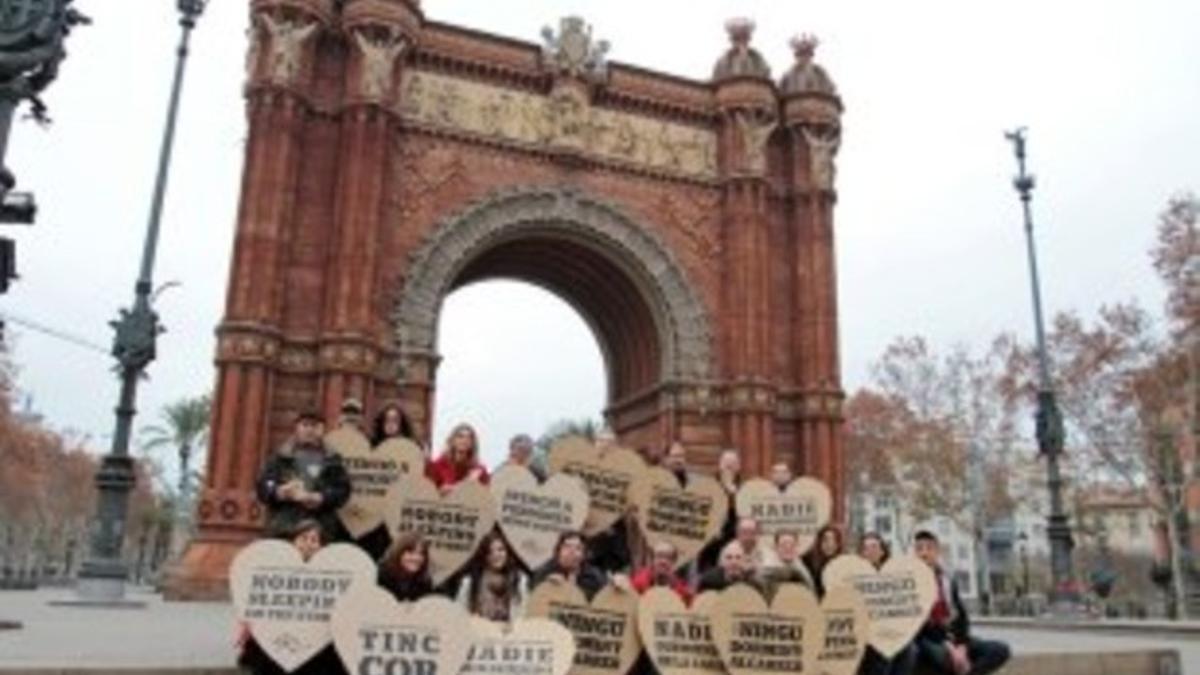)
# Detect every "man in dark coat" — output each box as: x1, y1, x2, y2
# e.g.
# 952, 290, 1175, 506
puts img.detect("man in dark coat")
914, 530, 1010, 675
698, 540, 763, 594
255, 411, 351, 540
